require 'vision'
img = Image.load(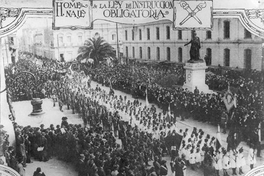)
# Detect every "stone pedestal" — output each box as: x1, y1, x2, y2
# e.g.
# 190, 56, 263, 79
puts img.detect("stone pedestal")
30, 98, 45, 116
183, 62, 212, 93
